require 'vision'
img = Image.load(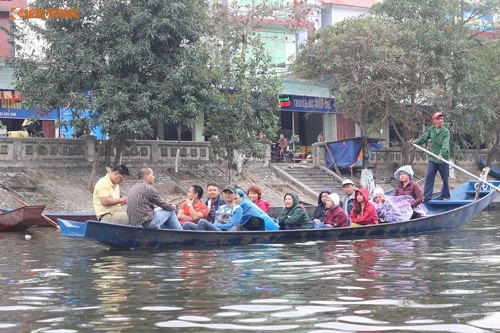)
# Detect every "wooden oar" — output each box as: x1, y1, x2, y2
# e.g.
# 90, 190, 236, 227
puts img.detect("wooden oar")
11, 195, 59, 229
412, 143, 500, 192
0, 182, 25, 197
